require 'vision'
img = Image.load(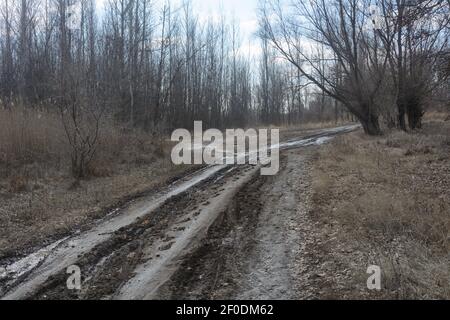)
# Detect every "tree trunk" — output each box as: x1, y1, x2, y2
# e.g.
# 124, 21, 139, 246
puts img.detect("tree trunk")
360, 113, 382, 136
407, 101, 423, 130
397, 99, 407, 131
